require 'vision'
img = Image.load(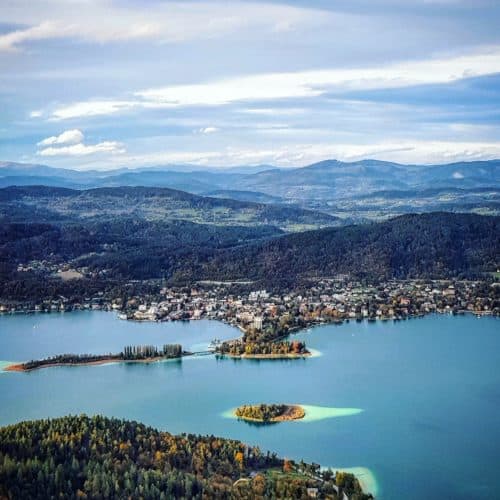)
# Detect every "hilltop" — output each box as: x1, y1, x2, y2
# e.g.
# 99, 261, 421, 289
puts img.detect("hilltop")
1, 159, 498, 219
0, 185, 338, 232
